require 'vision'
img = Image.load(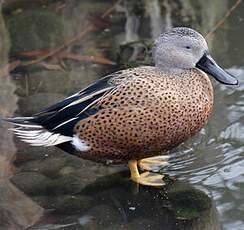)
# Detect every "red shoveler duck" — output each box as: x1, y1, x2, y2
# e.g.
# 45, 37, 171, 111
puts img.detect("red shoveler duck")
5, 27, 238, 186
